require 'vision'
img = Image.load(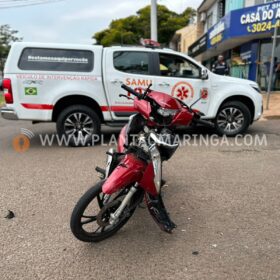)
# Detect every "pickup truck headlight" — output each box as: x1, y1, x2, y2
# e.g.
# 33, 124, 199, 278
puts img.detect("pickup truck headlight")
157, 108, 178, 117
250, 84, 261, 94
